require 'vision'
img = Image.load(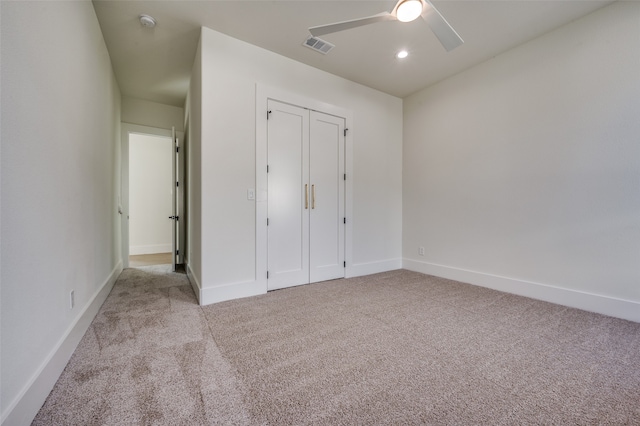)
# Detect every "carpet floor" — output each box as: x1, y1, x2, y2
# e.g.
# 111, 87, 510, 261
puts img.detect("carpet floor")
33, 269, 640, 425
